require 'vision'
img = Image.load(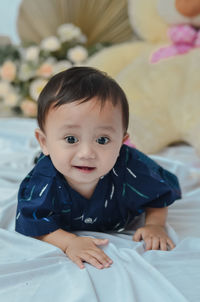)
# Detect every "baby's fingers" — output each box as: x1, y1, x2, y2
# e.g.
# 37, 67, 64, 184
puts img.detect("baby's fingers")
133, 230, 142, 242
151, 237, 160, 250
144, 237, 153, 250
160, 238, 168, 251
89, 250, 112, 268
92, 238, 109, 246
167, 238, 175, 250
82, 254, 105, 269
144, 236, 160, 250
71, 256, 85, 269
70, 254, 103, 270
